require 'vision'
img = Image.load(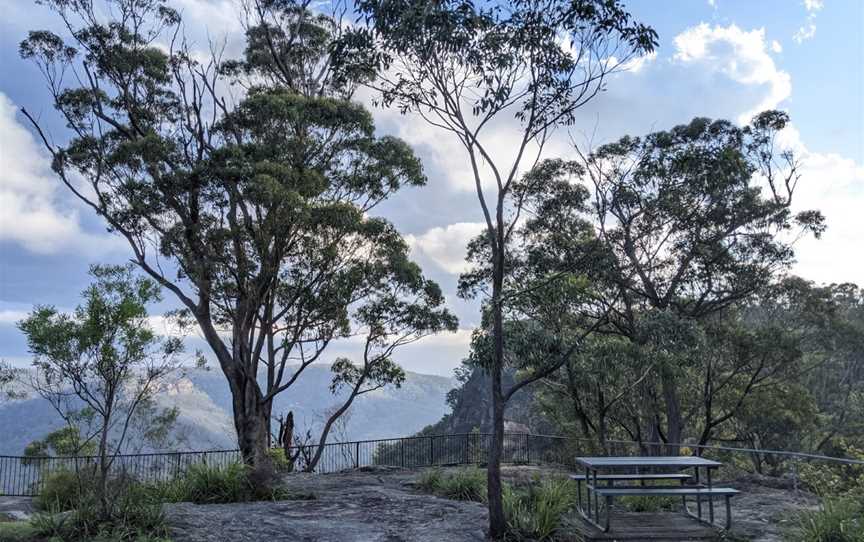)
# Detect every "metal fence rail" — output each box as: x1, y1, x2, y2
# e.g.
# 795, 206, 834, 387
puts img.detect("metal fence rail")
0, 449, 240, 497
2, 432, 861, 497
